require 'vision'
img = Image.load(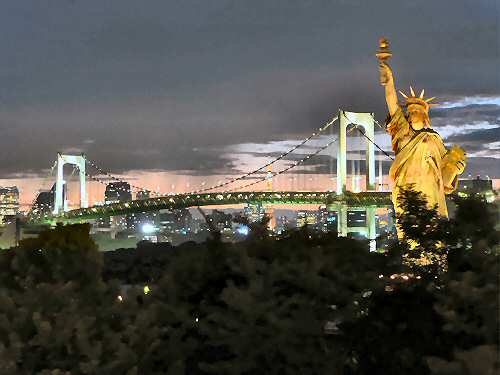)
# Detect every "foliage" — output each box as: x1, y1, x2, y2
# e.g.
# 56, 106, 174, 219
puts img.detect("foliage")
0, 192, 497, 374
